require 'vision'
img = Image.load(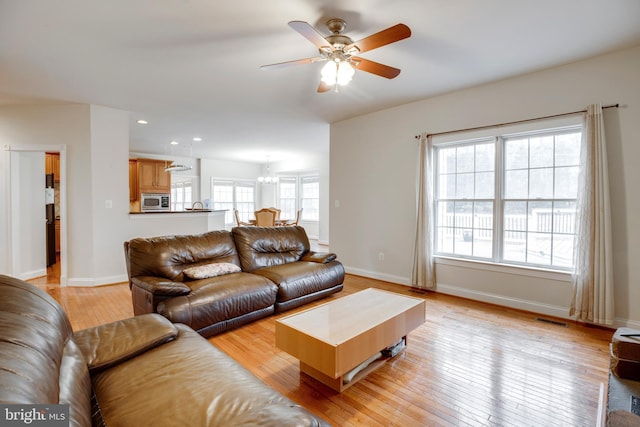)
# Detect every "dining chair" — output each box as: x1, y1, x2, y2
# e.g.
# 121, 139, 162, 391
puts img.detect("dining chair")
234, 209, 252, 226
282, 208, 302, 226
254, 208, 276, 226
266, 207, 281, 220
